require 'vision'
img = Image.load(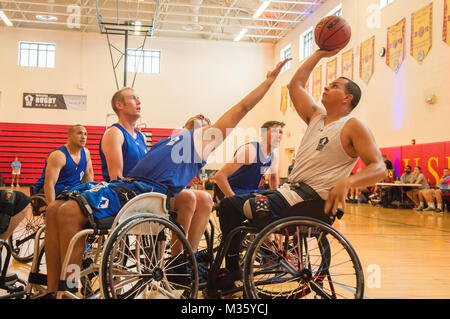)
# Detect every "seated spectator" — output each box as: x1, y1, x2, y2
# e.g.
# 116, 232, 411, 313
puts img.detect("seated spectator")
418, 168, 449, 212
406, 166, 429, 208
400, 165, 412, 183
383, 154, 393, 170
